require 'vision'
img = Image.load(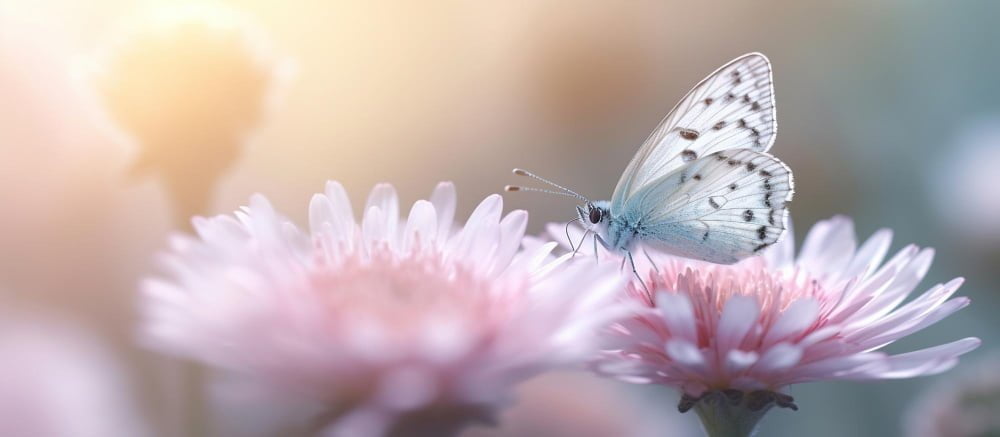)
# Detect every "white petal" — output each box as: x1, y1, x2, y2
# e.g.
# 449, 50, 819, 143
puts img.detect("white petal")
402, 200, 437, 253
361, 206, 386, 252
843, 228, 892, 281
490, 210, 527, 276
716, 295, 760, 353
763, 217, 795, 268
465, 194, 503, 230
762, 298, 819, 348
845, 278, 964, 347
753, 343, 803, 374
856, 296, 970, 351
725, 349, 759, 374
323, 181, 355, 234
854, 338, 980, 380
797, 216, 856, 279
429, 181, 456, 241
665, 339, 705, 367
365, 184, 399, 247
308, 193, 336, 236
857, 248, 935, 322
798, 325, 841, 348
656, 293, 697, 344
